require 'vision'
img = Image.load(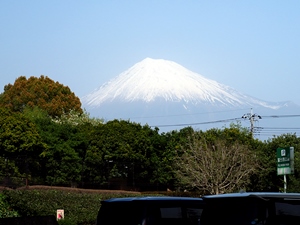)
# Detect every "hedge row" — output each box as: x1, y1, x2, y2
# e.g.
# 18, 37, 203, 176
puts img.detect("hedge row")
0, 186, 202, 224
1, 186, 143, 225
